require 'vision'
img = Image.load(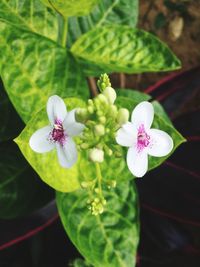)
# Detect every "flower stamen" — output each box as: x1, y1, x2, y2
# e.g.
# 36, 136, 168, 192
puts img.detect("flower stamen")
49, 118, 66, 145
137, 124, 150, 152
